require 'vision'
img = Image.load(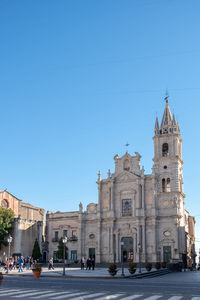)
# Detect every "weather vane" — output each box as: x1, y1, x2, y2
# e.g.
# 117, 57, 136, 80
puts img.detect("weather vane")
164, 89, 169, 103
125, 142, 130, 152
